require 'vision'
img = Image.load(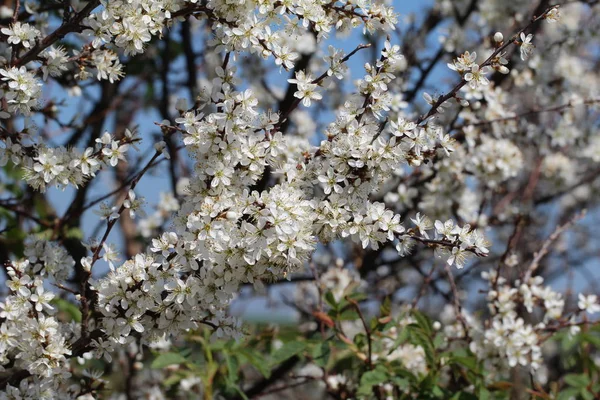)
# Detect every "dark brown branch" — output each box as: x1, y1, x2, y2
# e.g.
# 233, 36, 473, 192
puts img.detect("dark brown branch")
13, 0, 100, 67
